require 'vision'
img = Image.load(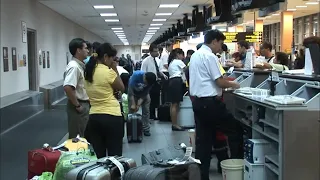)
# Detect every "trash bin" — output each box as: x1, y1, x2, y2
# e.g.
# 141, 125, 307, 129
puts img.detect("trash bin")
220, 159, 244, 180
